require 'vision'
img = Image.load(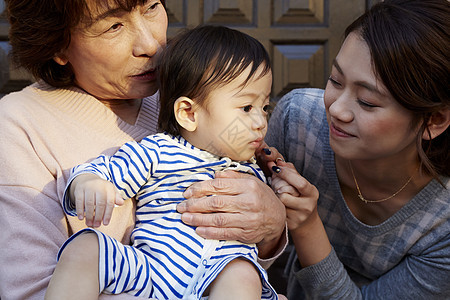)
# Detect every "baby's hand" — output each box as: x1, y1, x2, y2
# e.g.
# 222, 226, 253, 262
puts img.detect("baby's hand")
69, 173, 124, 227
271, 172, 301, 197
270, 160, 319, 232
